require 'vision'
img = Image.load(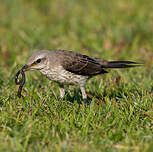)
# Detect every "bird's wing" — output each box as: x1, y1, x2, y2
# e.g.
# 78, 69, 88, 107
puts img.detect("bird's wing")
60, 50, 108, 76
